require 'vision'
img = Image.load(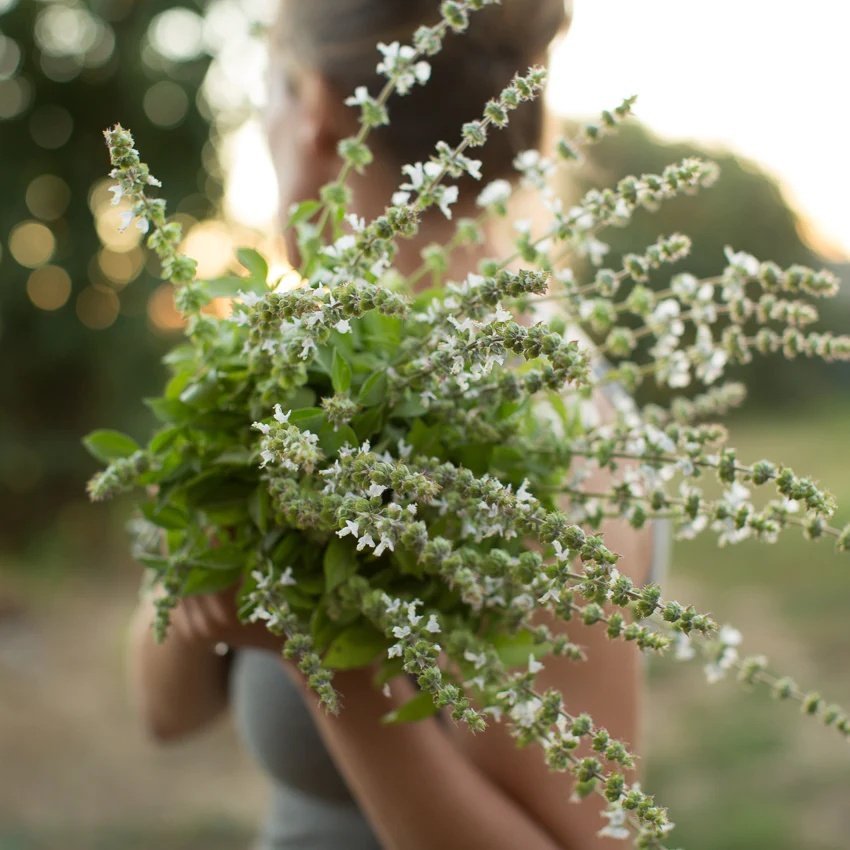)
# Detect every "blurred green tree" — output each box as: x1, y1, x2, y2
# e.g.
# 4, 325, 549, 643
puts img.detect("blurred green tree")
566, 121, 850, 407
0, 0, 217, 550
